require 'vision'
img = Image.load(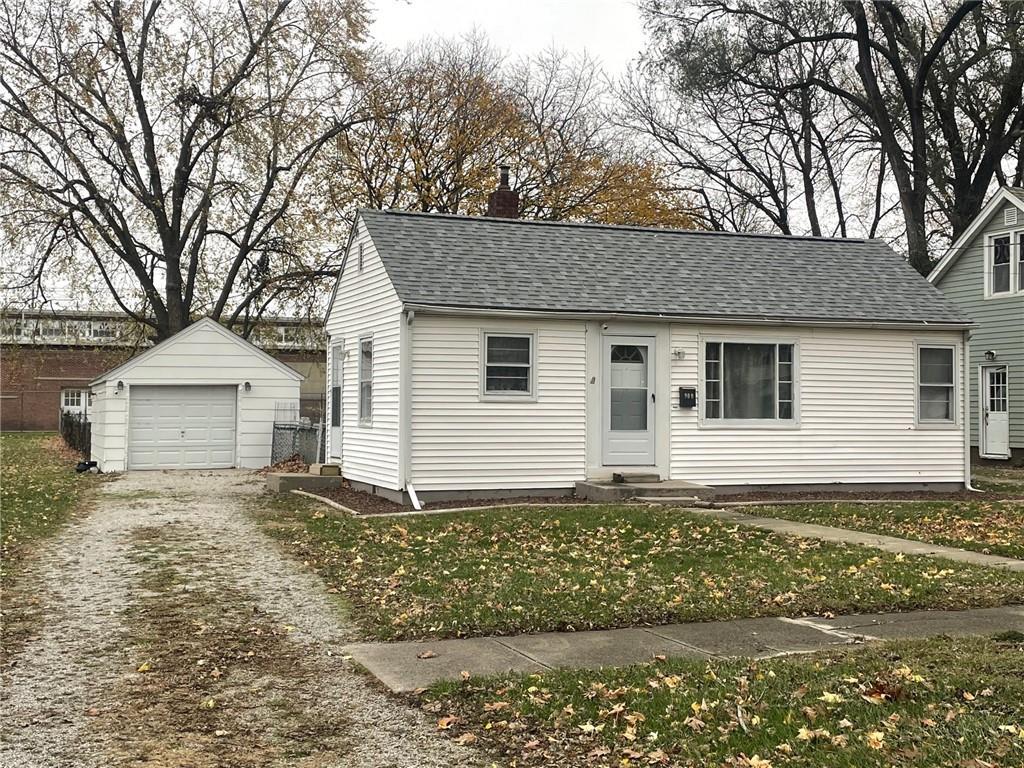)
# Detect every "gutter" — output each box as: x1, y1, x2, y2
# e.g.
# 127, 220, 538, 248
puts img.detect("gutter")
401, 303, 976, 332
